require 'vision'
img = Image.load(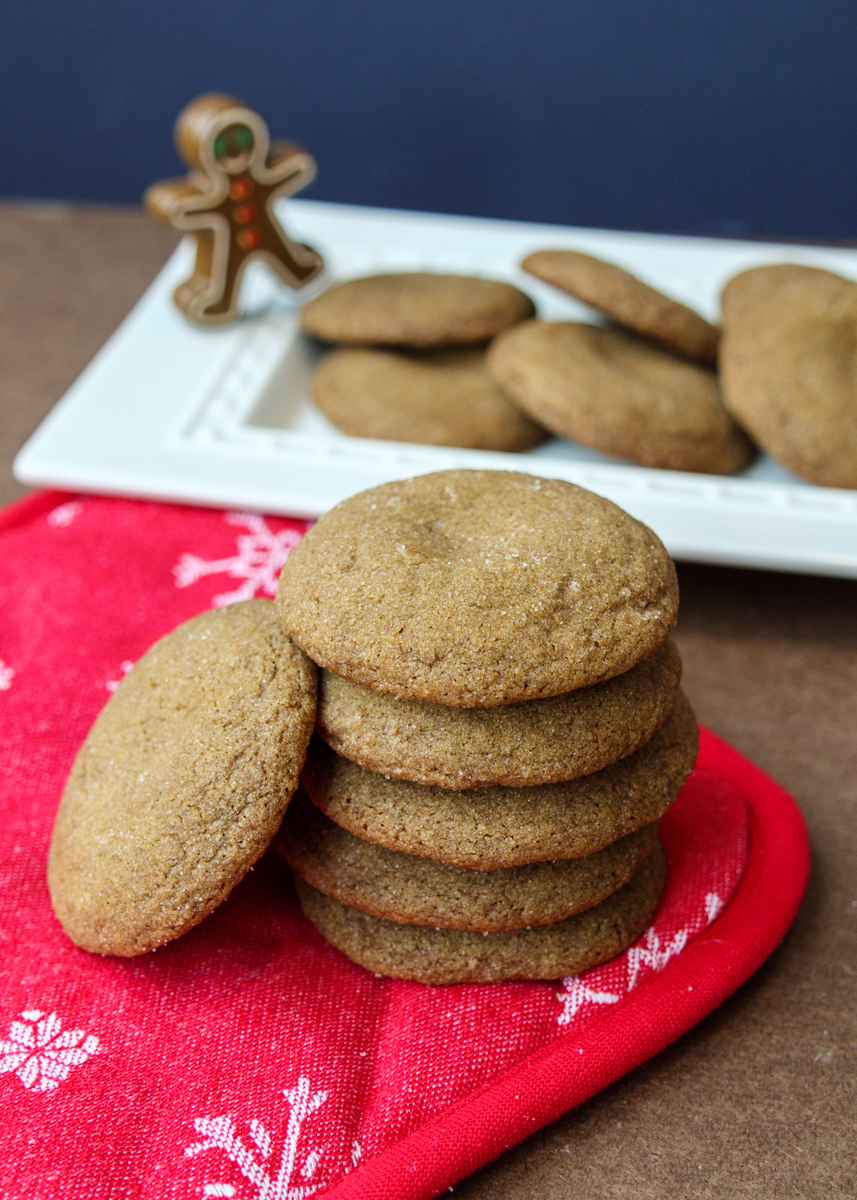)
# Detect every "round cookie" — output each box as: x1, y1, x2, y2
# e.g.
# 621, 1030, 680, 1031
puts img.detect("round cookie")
294, 842, 666, 984
522, 248, 720, 364
311, 345, 547, 451
277, 469, 679, 707
280, 788, 658, 930
48, 600, 317, 957
299, 273, 535, 347
720, 264, 857, 489
315, 639, 681, 789
304, 689, 697, 867
487, 321, 755, 475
